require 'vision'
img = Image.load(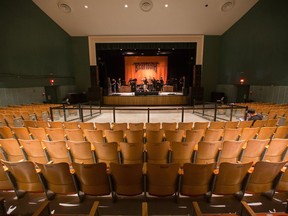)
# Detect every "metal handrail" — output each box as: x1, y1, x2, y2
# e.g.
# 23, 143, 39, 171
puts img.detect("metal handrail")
49, 101, 248, 123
